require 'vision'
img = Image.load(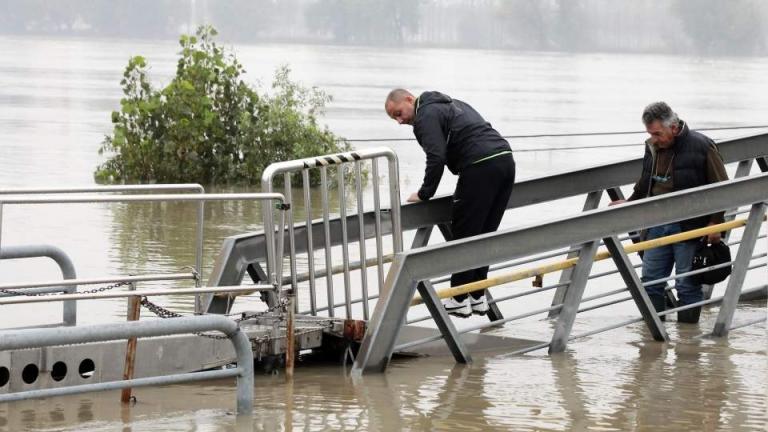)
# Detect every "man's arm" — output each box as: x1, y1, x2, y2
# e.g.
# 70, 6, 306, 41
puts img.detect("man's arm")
413, 109, 448, 201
